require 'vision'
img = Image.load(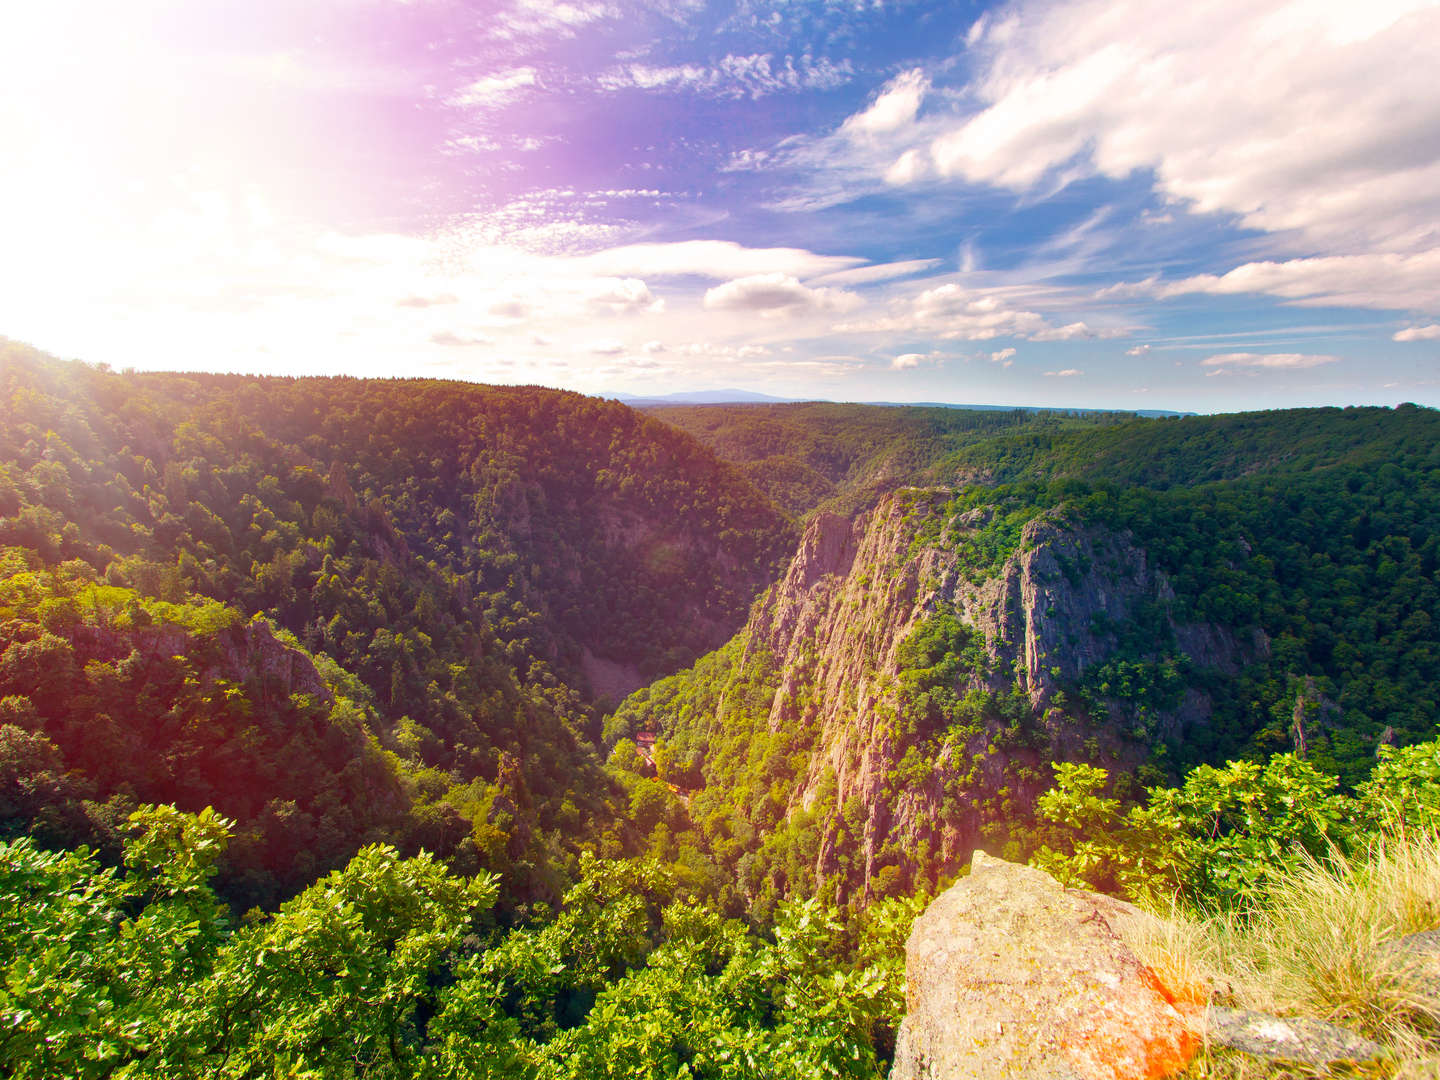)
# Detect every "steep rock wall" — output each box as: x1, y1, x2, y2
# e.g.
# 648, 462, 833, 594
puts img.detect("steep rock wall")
733, 489, 1246, 900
